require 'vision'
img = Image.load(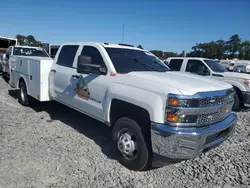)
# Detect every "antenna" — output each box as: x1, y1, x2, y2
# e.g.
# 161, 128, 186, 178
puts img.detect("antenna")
122, 24, 125, 43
